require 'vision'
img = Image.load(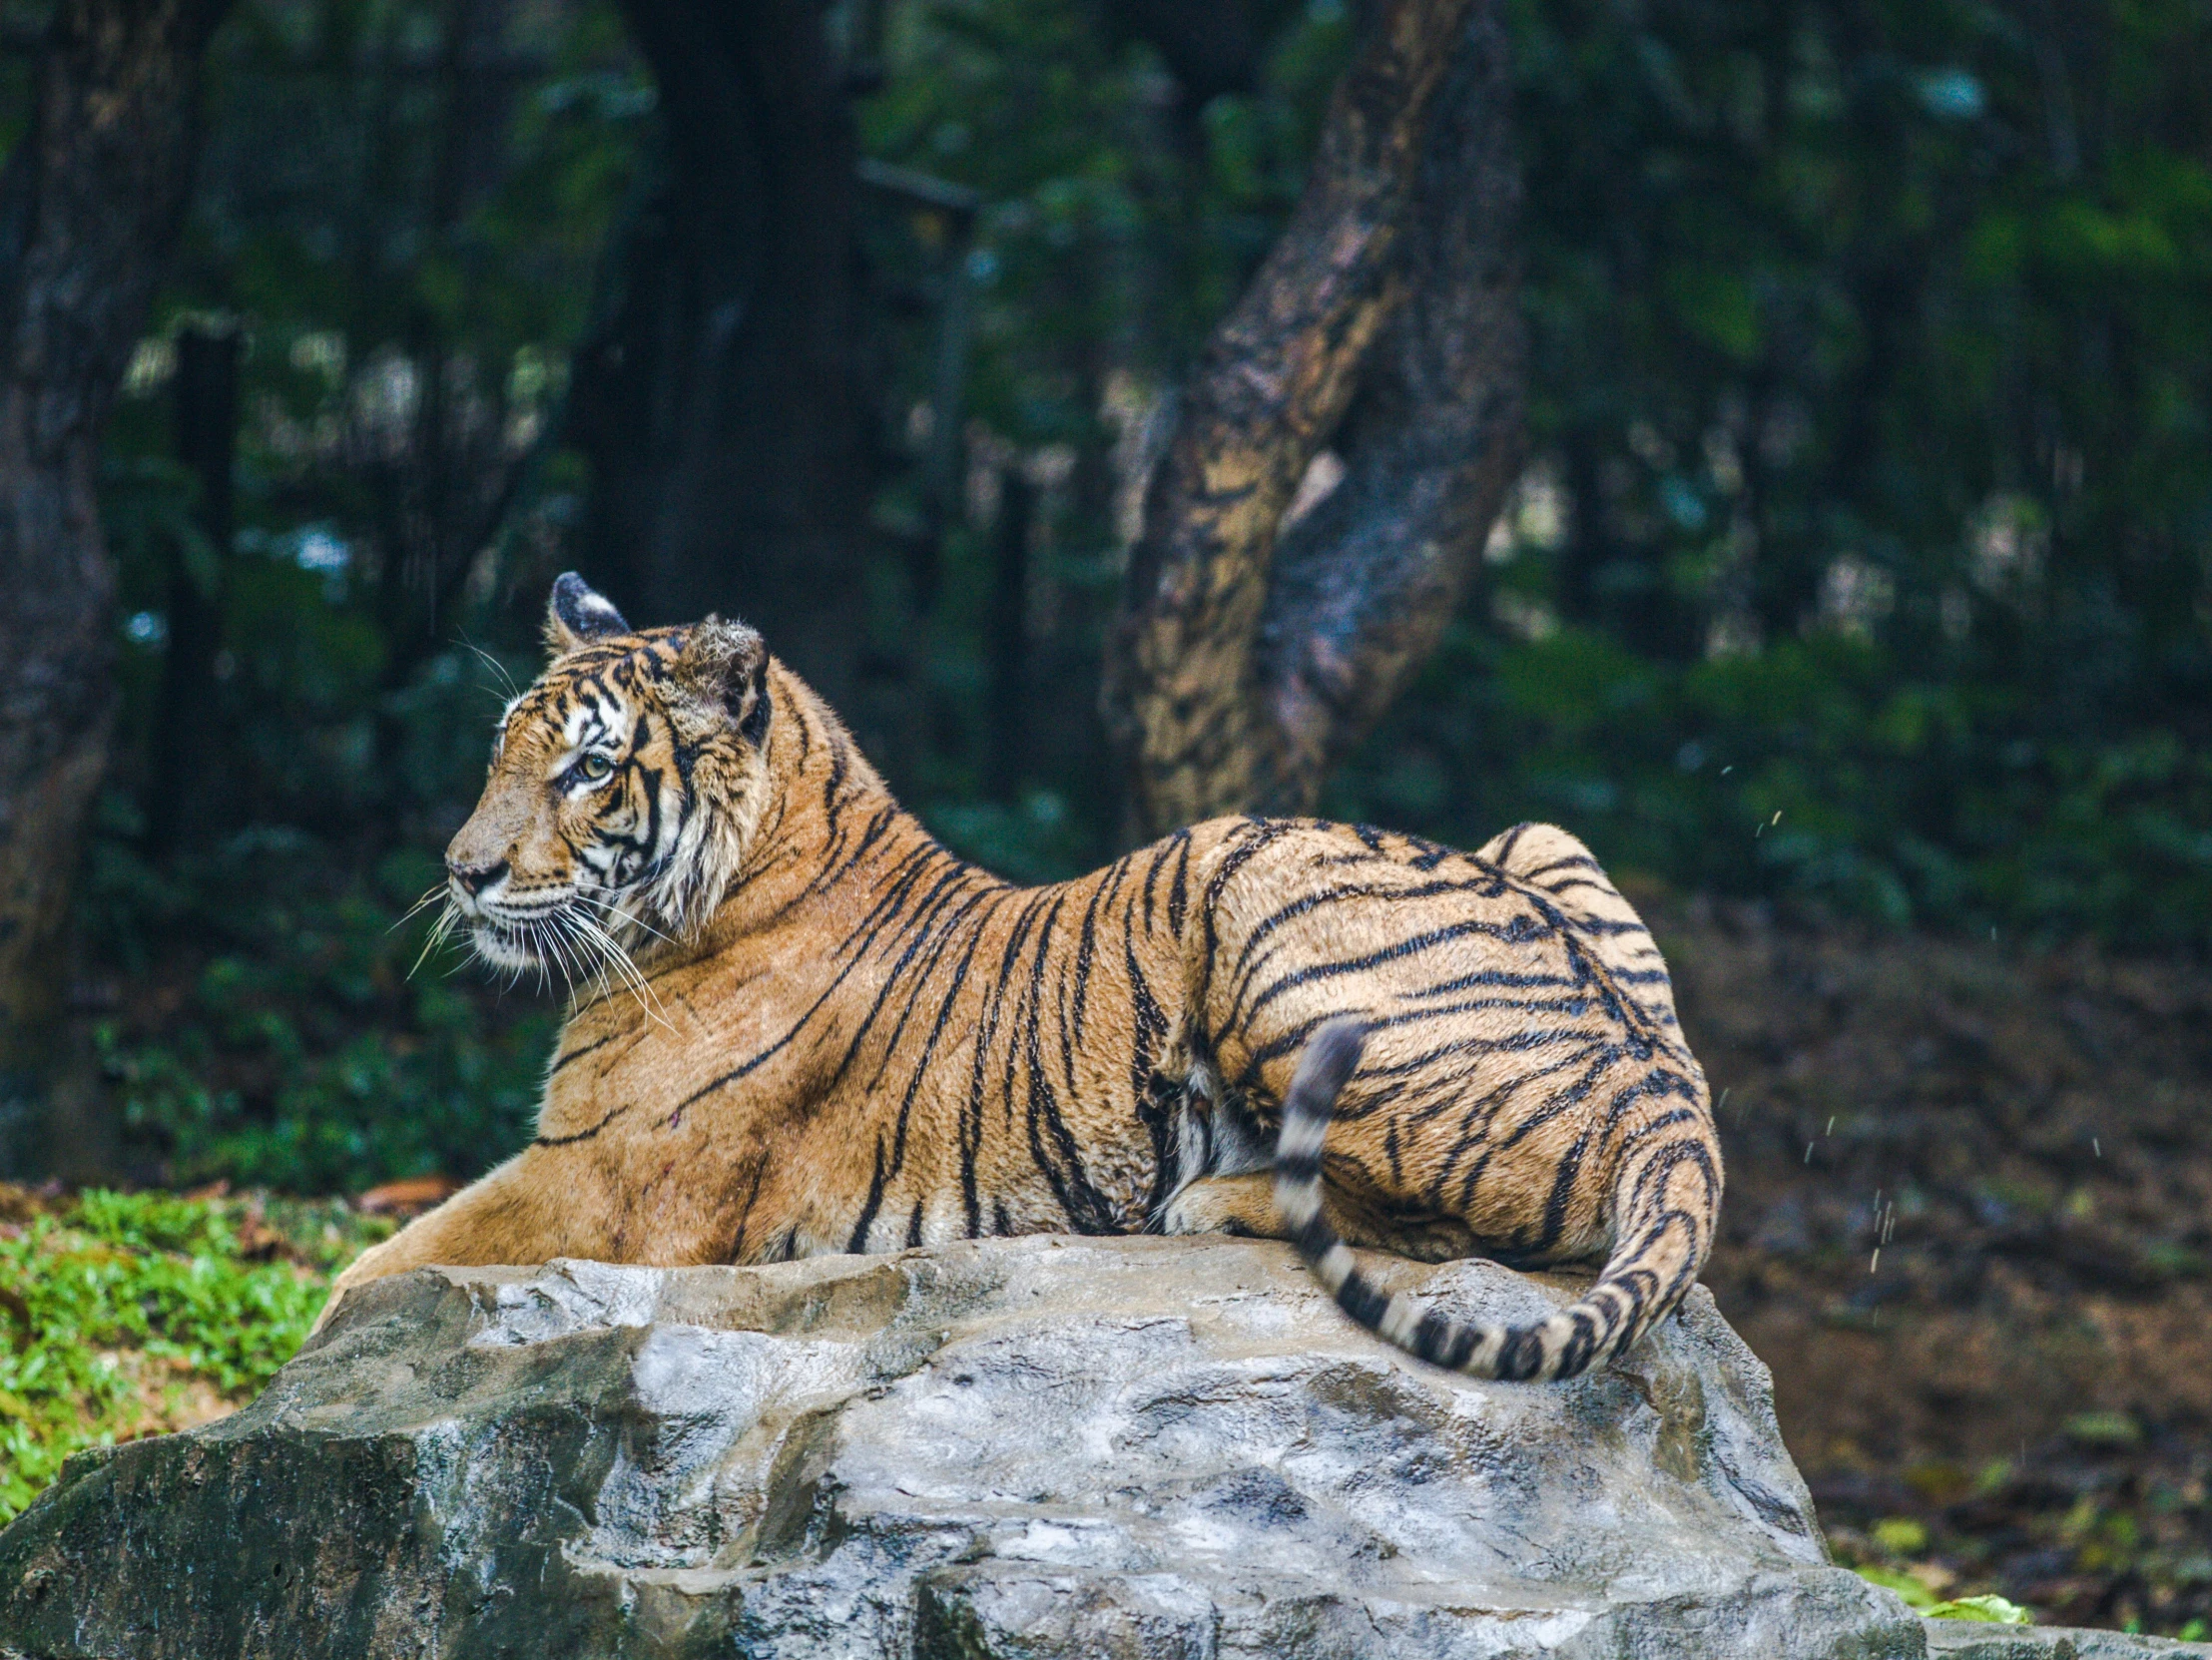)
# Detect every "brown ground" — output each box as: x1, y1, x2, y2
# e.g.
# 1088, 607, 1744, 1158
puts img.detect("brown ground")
1646, 889, 2212, 1637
